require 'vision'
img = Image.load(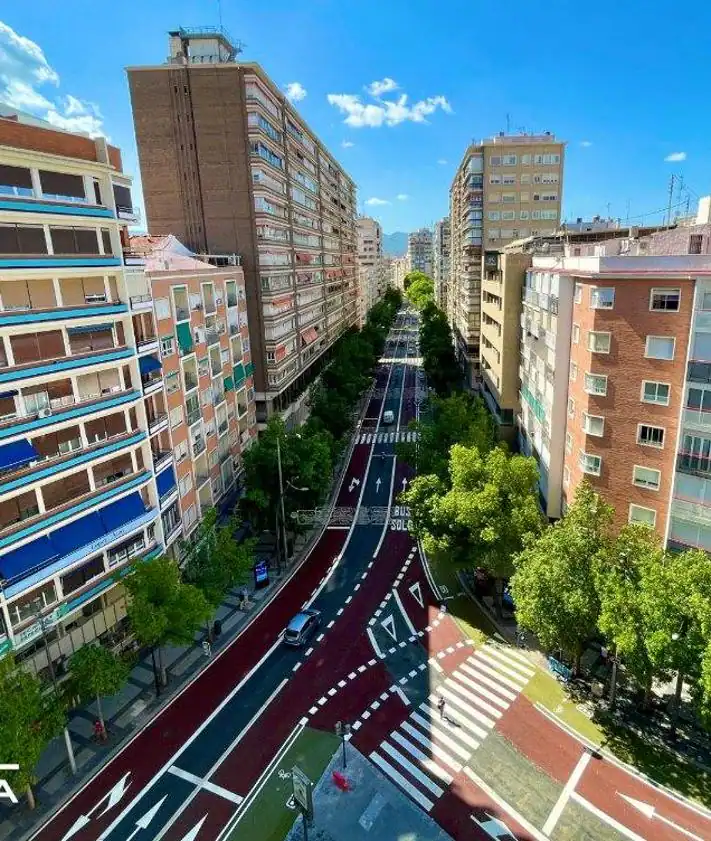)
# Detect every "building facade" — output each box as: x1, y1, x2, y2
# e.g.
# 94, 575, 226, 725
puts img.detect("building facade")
449, 133, 565, 388
433, 217, 450, 310
356, 216, 384, 322
390, 256, 408, 291
407, 228, 433, 277
518, 252, 711, 557
127, 28, 358, 429
0, 115, 164, 676
129, 235, 257, 542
